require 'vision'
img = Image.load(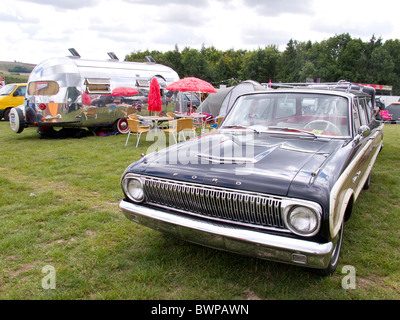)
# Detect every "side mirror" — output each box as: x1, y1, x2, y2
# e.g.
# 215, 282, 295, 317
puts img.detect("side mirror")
353, 125, 371, 146
358, 125, 370, 137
